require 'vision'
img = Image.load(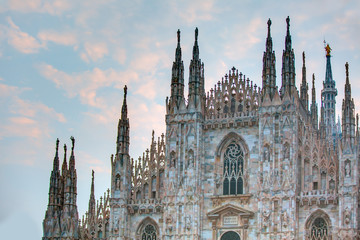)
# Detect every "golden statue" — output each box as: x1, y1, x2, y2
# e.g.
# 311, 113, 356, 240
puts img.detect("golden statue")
325, 43, 331, 56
